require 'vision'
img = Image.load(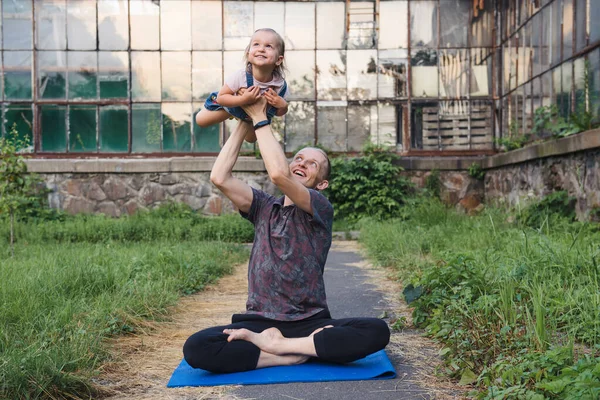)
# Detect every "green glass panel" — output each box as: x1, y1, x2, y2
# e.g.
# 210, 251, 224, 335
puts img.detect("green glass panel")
40, 105, 67, 152
40, 72, 66, 99
69, 105, 96, 152
100, 78, 128, 99
3, 104, 33, 149
163, 116, 191, 152
99, 106, 128, 152
4, 72, 32, 99
193, 109, 220, 152
132, 104, 162, 153
69, 72, 97, 99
